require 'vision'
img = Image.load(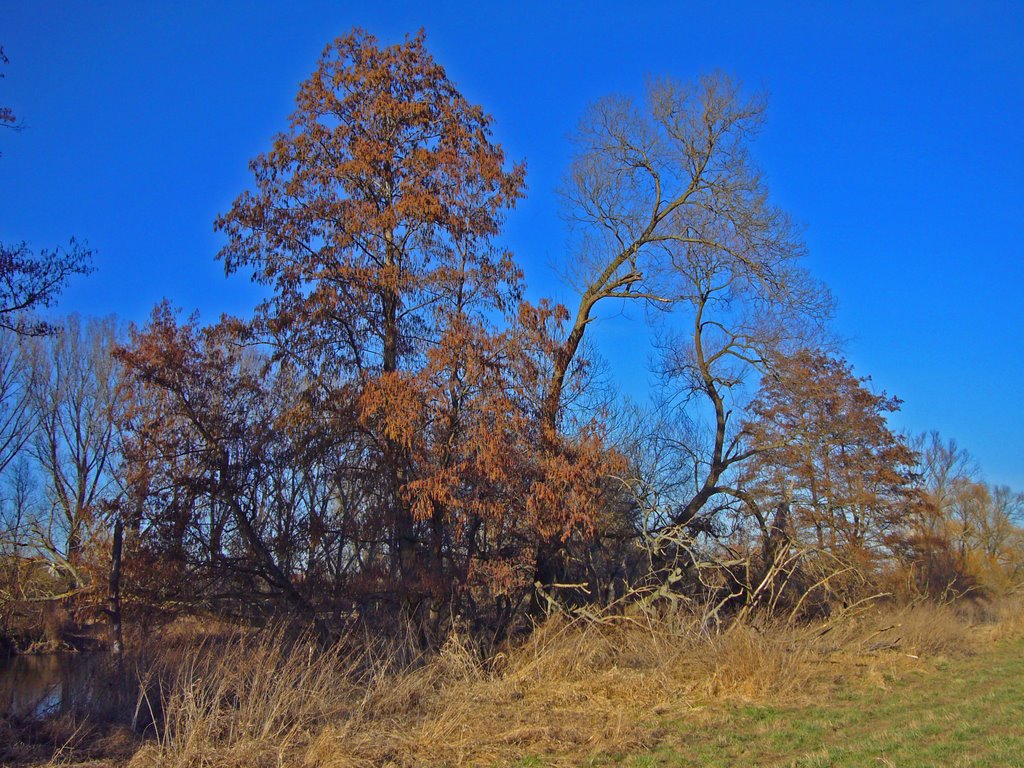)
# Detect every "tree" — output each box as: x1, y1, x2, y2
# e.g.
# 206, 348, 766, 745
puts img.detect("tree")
0, 317, 130, 650
955, 484, 1024, 586
905, 433, 1024, 594
545, 75, 818, 437
0, 457, 38, 639
0, 241, 94, 336
1, 50, 93, 332
651, 228, 828, 538
25, 315, 127, 591
0, 329, 34, 474
528, 74, 828, 600
118, 305, 336, 638
745, 349, 917, 557
1, 45, 19, 139
215, 28, 524, 384
213, 29, 526, 632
